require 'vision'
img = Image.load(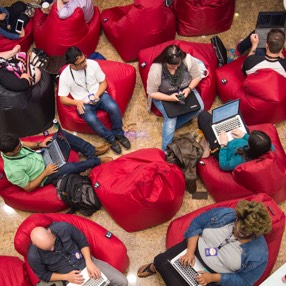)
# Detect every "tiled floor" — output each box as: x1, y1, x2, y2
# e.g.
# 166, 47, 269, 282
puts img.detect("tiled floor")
1, 0, 286, 285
